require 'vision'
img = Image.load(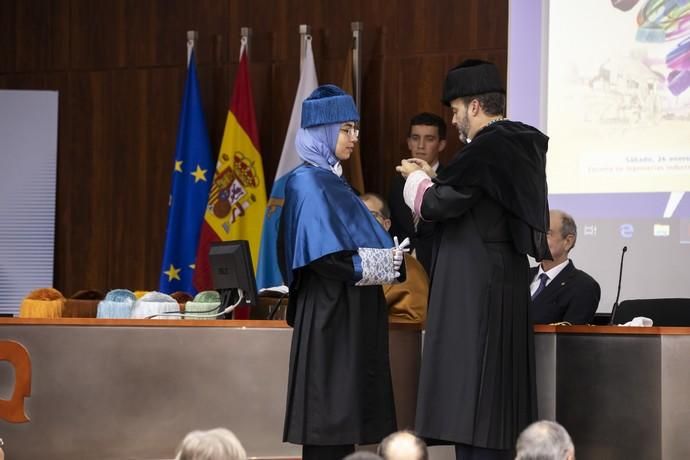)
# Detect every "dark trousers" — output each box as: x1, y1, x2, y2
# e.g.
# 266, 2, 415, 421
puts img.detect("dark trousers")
303, 444, 355, 460
455, 443, 512, 460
